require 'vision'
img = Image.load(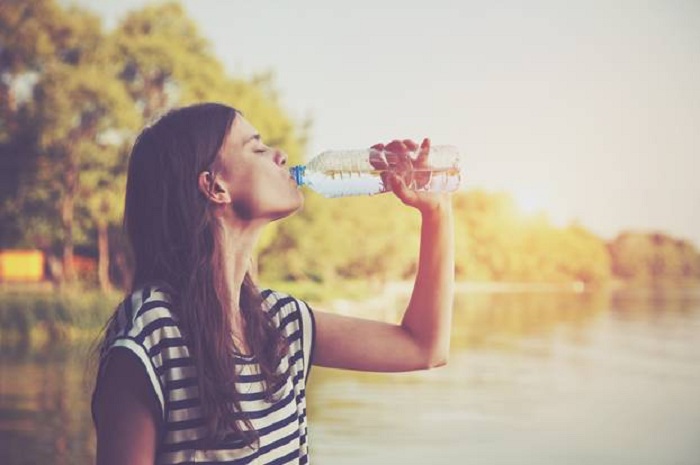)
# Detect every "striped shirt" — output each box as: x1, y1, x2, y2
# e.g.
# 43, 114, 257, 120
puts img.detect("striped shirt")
95, 284, 316, 464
